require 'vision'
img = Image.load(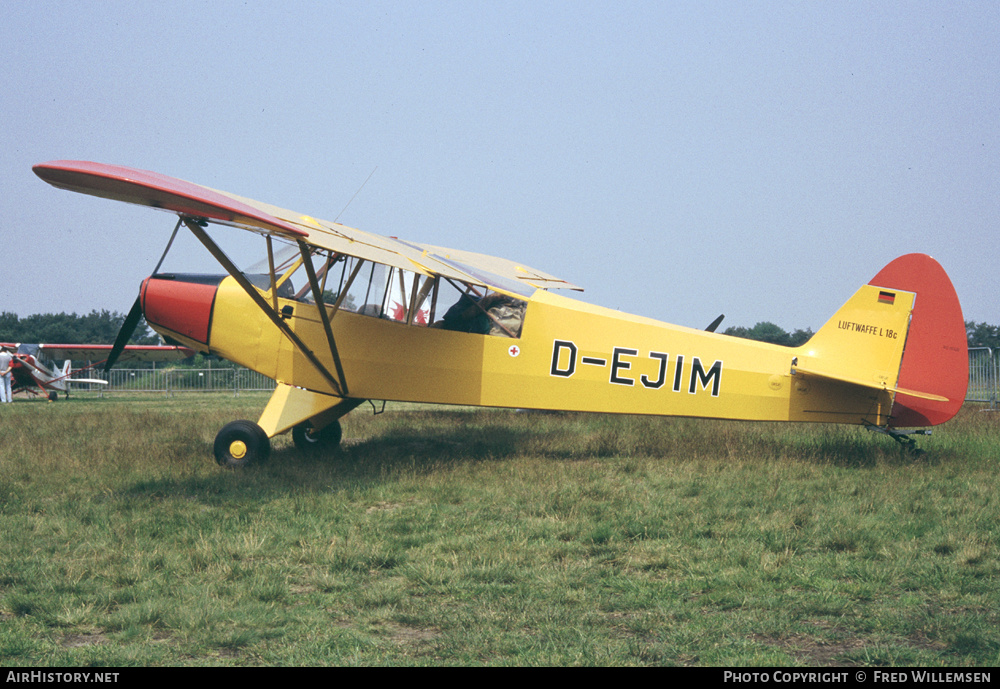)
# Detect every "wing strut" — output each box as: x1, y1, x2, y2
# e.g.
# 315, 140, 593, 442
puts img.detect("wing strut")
183, 218, 346, 397
152, 217, 183, 276
265, 235, 278, 312
297, 240, 350, 396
